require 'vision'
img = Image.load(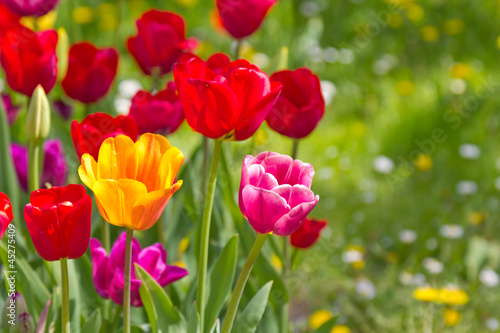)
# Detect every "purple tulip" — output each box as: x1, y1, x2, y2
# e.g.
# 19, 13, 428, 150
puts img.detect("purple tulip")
1, 0, 60, 17
1, 93, 21, 126
239, 152, 319, 236
53, 100, 73, 120
90, 232, 188, 307
10, 139, 67, 192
